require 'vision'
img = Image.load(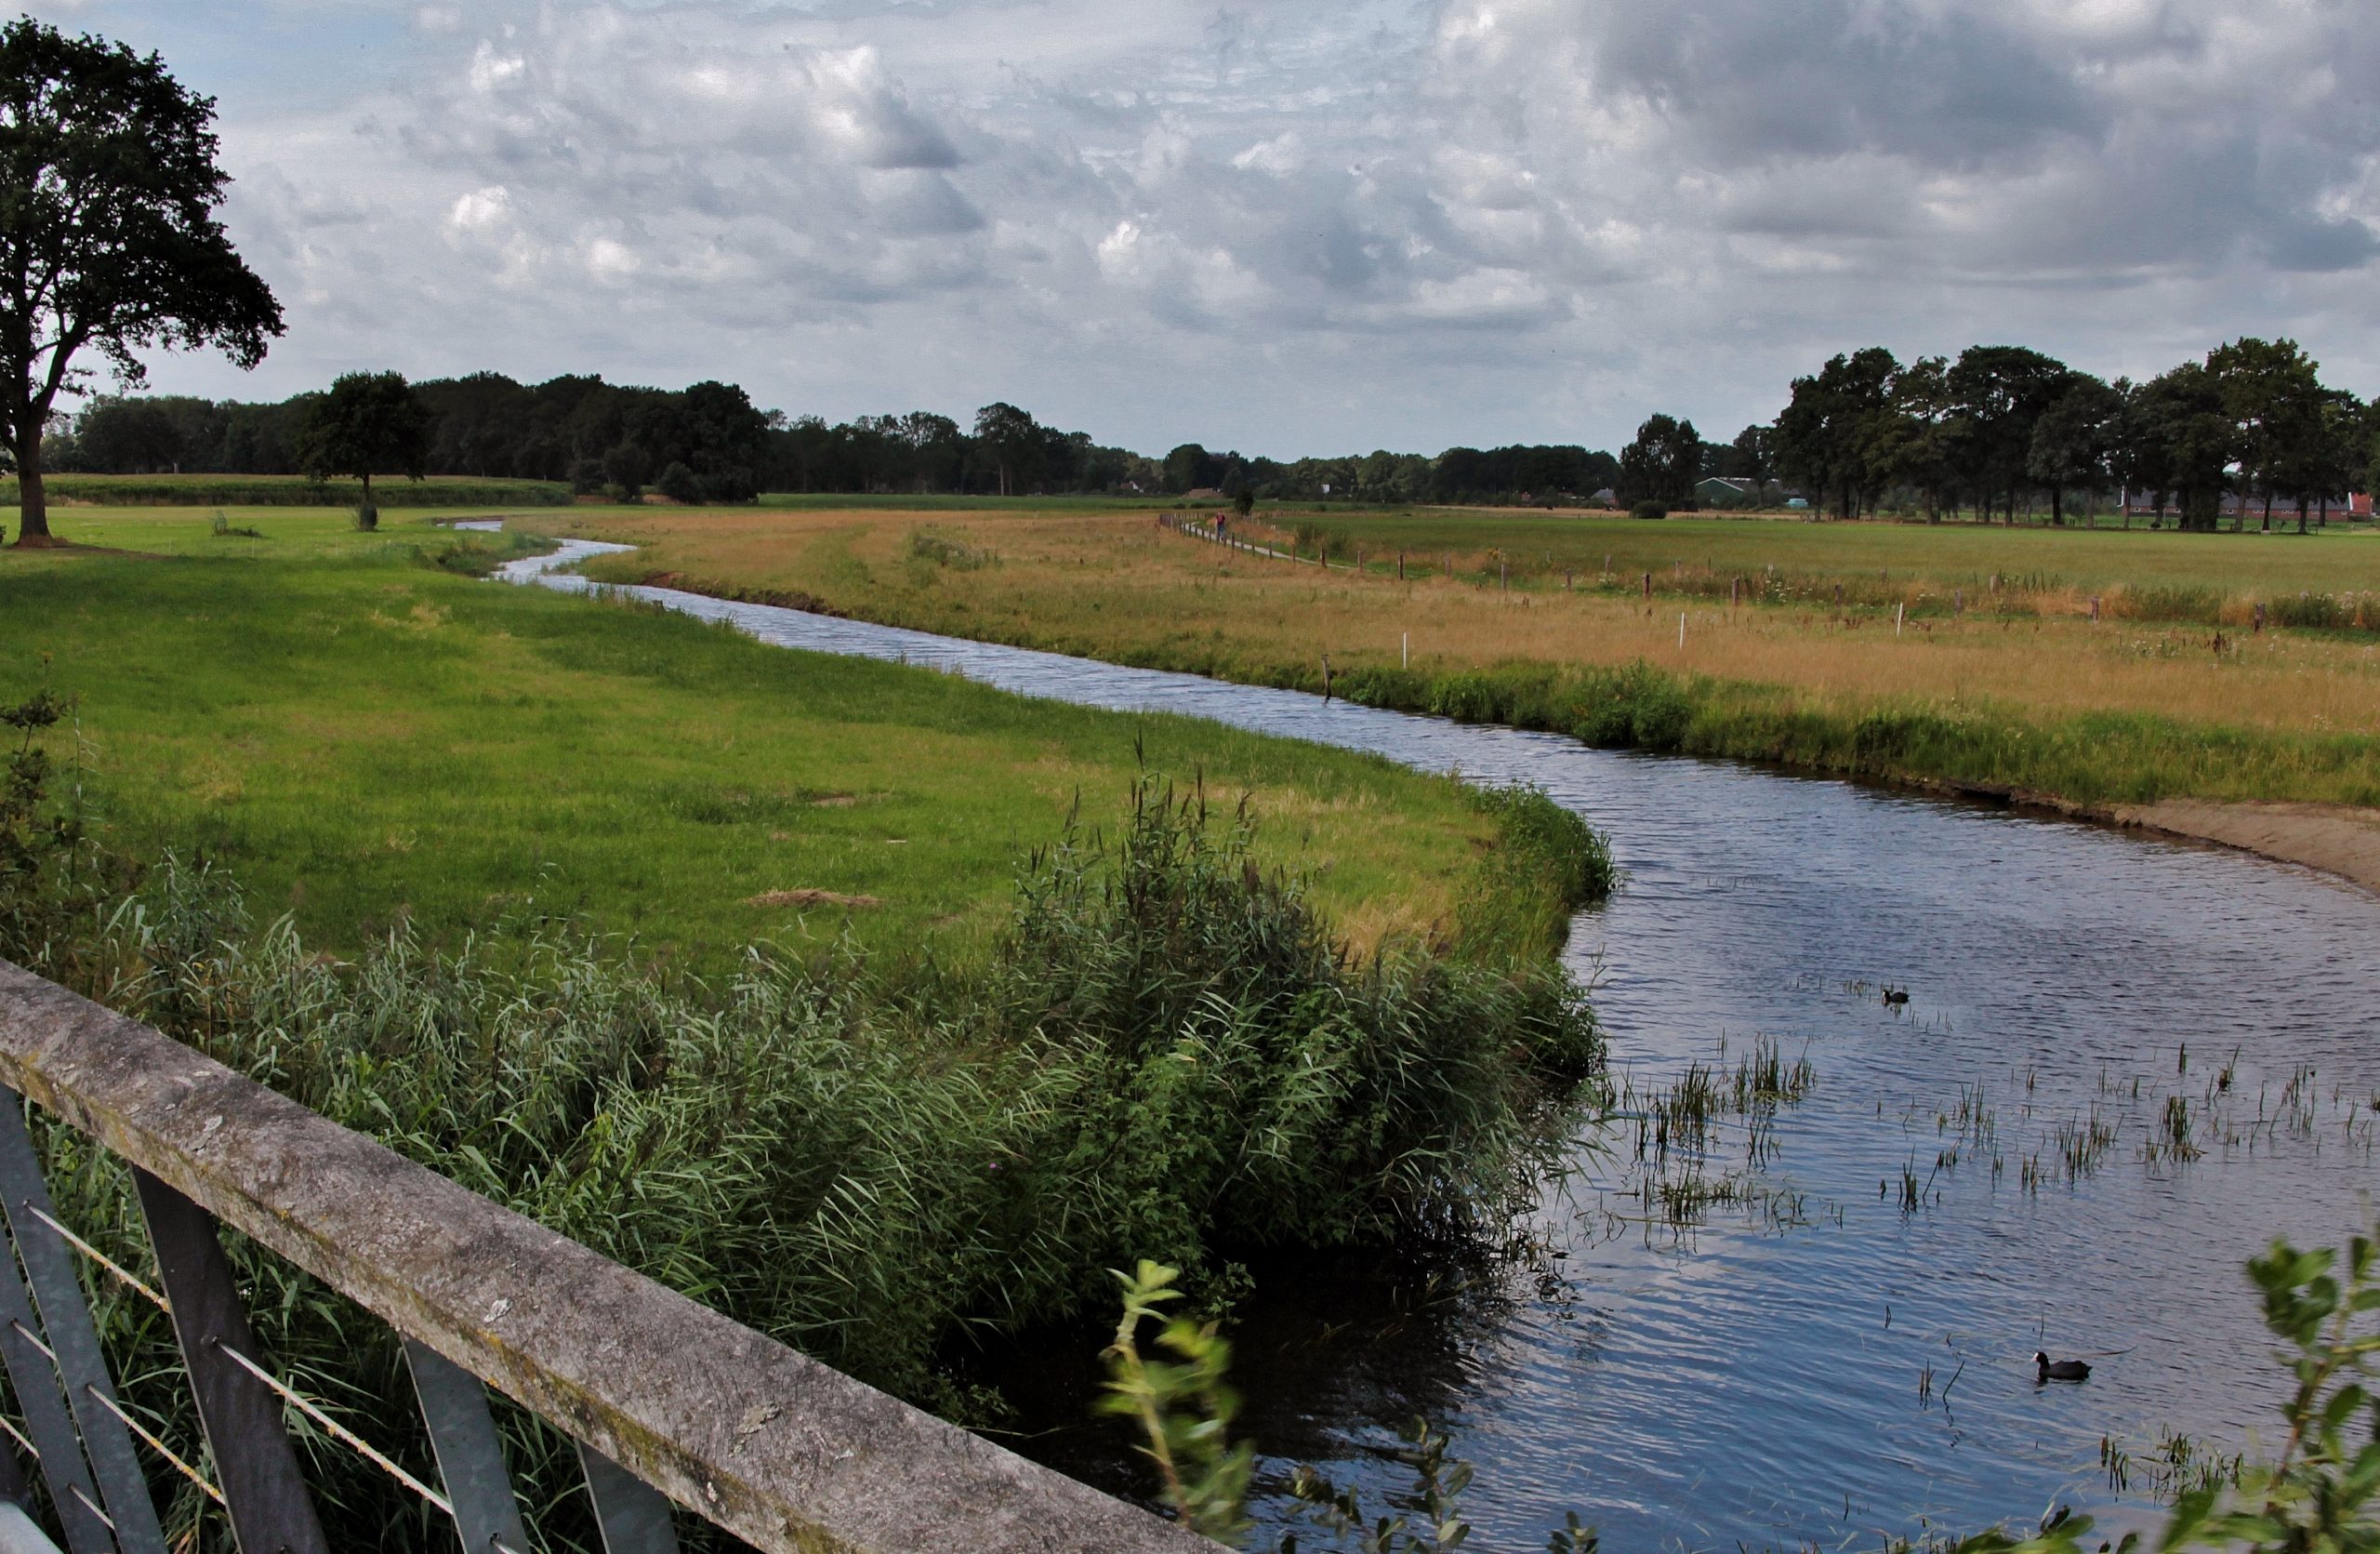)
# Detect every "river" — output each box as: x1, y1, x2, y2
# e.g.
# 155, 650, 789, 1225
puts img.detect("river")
491, 535, 2380, 1552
